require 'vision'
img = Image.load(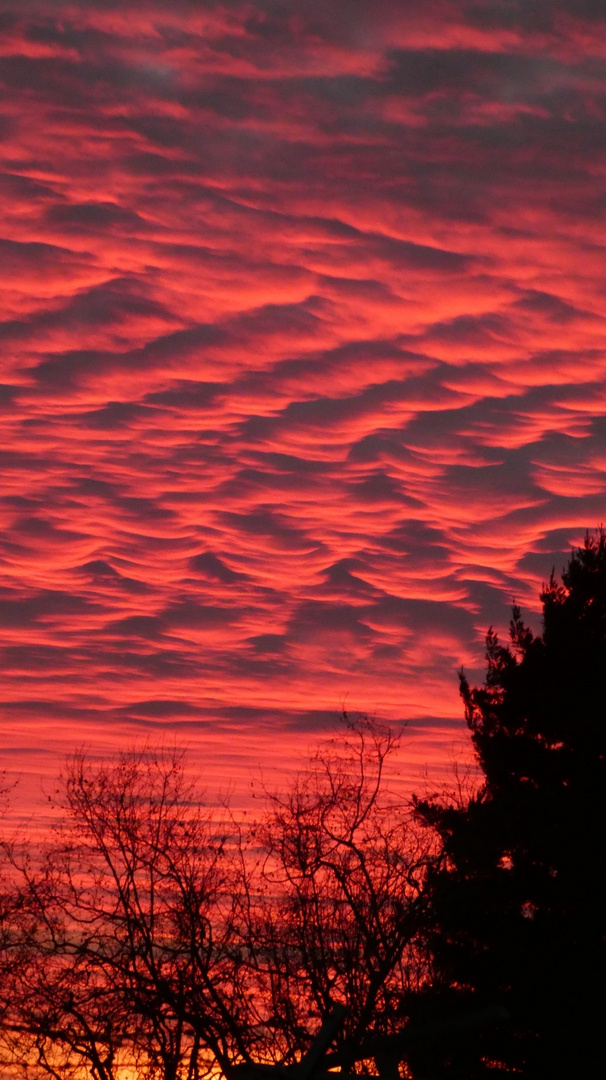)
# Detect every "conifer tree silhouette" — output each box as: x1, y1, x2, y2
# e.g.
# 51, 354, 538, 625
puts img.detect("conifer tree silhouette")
413, 530, 606, 1078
